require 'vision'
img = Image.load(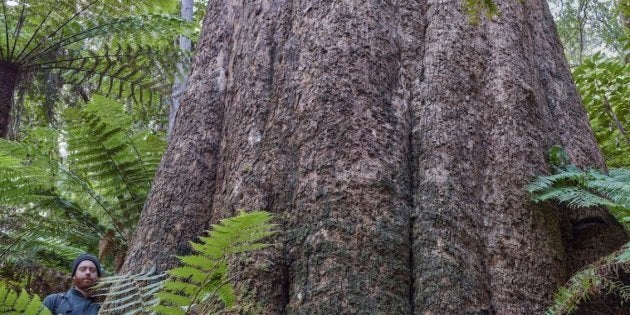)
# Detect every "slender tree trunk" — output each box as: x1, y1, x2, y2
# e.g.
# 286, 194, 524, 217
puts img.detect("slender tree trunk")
168, 0, 194, 140
0, 62, 19, 139
122, 0, 627, 313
